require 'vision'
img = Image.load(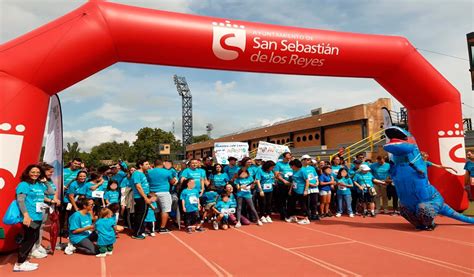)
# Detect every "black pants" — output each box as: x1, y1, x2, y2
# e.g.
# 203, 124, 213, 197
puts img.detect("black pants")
288, 194, 308, 217
308, 193, 319, 216
387, 185, 399, 210
74, 232, 98, 255
17, 222, 41, 263
258, 191, 273, 217
351, 189, 359, 213
133, 197, 148, 237
275, 184, 290, 219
